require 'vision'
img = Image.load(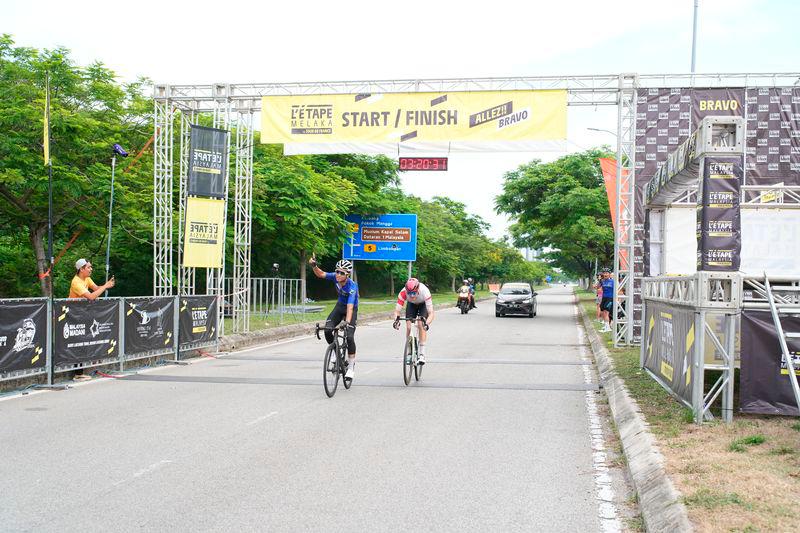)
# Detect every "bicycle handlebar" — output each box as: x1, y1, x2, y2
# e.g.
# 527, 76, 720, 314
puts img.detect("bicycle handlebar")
394, 316, 428, 330
315, 321, 350, 340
